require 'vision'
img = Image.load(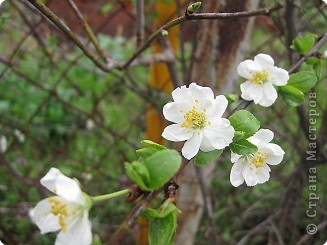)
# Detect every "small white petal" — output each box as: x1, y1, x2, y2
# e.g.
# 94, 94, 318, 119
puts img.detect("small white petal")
33, 198, 61, 234
199, 135, 215, 152
172, 85, 192, 102
0, 135, 7, 153
254, 53, 274, 69
243, 163, 258, 186
231, 152, 242, 163
40, 168, 84, 205
163, 101, 191, 124
162, 124, 193, 142
240, 82, 264, 104
55, 211, 92, 245
204, 119, 234, 149
189, 83, 214, 100
248, 129, 274, 147
258, 82, 277, 107
230, 160, 245, 187
237, 60, 257, 79
271, 67, 289, 86
262, 143, 285, 165
256, 164, 271, 184
212, 95, 228, 118
182, 131, 203, 159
